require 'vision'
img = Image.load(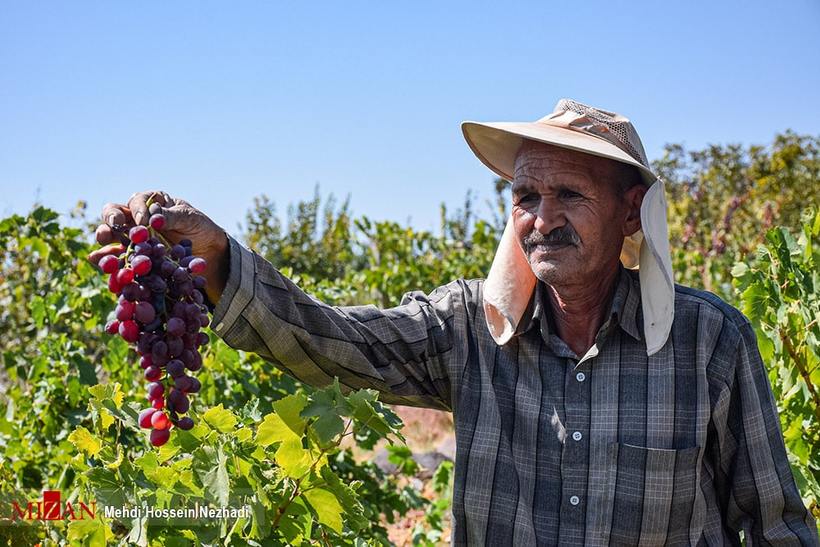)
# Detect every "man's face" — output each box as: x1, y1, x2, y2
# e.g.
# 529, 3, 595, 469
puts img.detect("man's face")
510, 141, 644, 286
